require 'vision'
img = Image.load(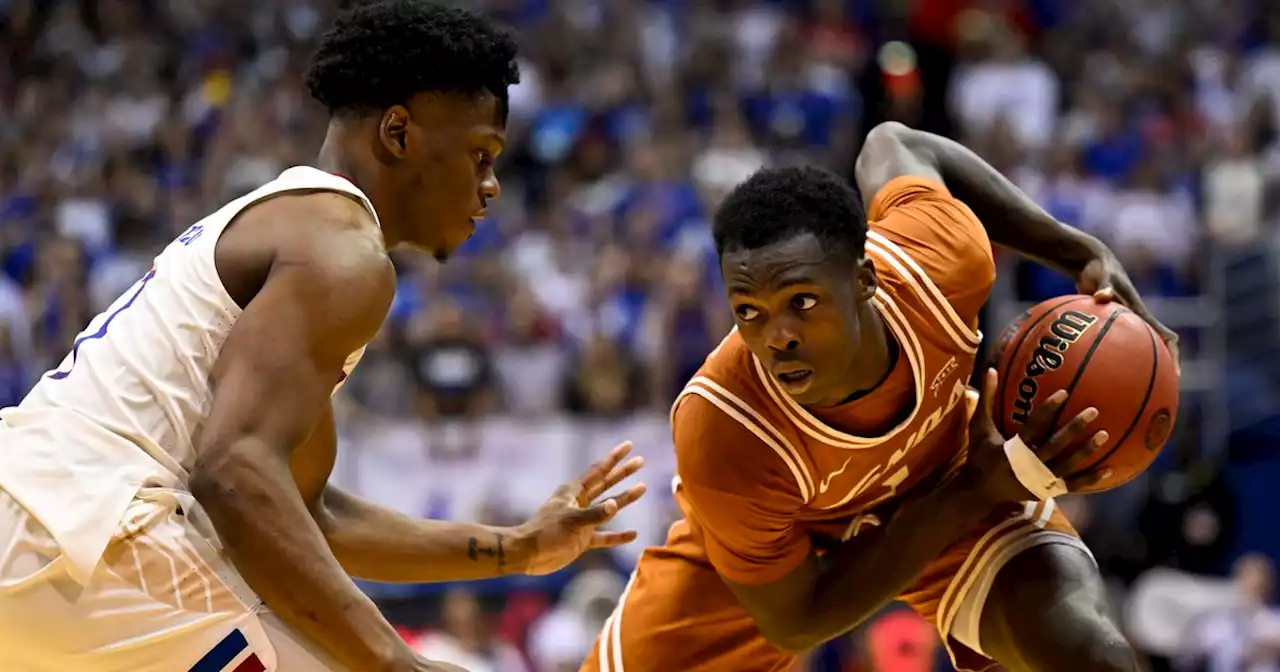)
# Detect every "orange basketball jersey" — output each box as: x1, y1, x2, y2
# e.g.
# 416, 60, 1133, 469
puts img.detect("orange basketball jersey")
671, 176, 997, 588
